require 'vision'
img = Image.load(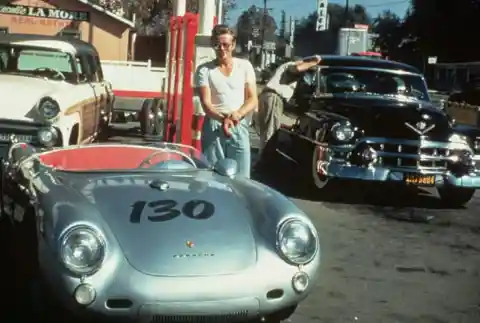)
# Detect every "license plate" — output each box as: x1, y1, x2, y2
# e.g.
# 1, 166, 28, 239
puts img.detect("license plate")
404, 173, 435, 186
